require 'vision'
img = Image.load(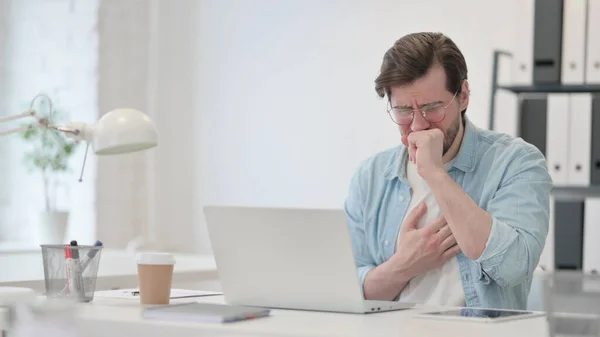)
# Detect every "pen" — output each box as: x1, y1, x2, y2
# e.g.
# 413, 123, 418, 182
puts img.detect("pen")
70, 240, 86, 299
80, 240, 103, 272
